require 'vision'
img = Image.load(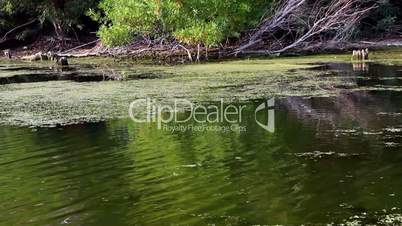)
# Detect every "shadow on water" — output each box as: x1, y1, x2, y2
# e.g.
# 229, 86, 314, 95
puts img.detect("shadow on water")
0, 72, 117, 84
311, 62, 402, 87
0, 64, 123, 84
0, 63, 165, 84
0, 60, 401, 225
